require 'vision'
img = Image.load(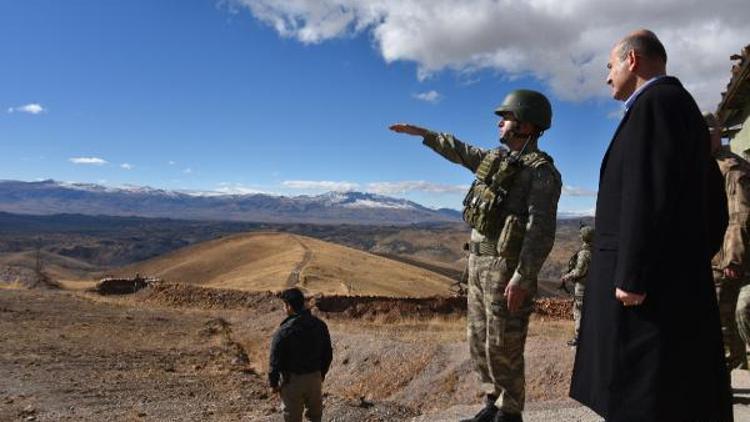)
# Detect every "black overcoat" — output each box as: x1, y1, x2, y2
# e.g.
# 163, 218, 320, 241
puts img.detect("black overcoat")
570, 77, 732, 422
